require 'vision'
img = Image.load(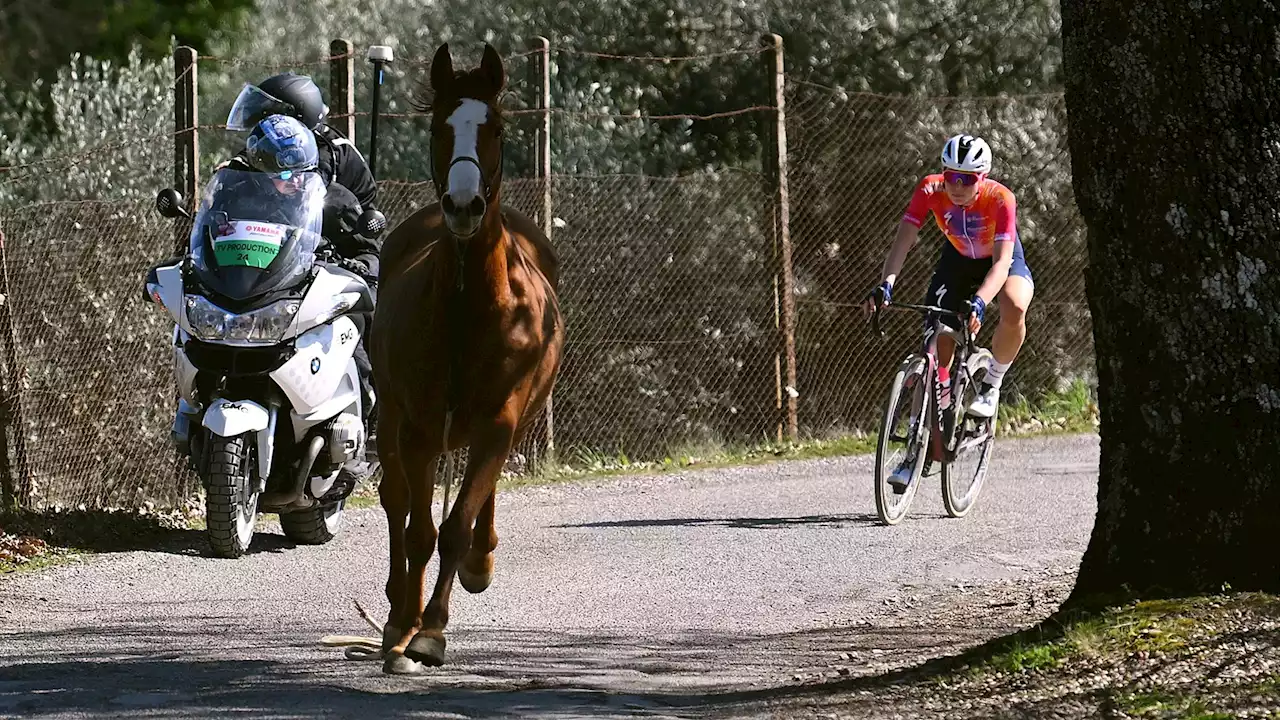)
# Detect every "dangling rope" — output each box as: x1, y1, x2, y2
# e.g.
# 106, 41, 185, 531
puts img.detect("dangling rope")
318, 599, 385, 660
